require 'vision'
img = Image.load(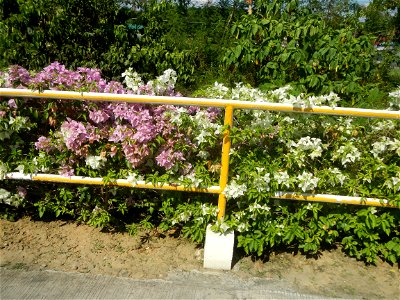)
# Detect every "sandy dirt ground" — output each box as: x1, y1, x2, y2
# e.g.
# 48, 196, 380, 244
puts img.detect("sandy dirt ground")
1, 217, 399, 299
